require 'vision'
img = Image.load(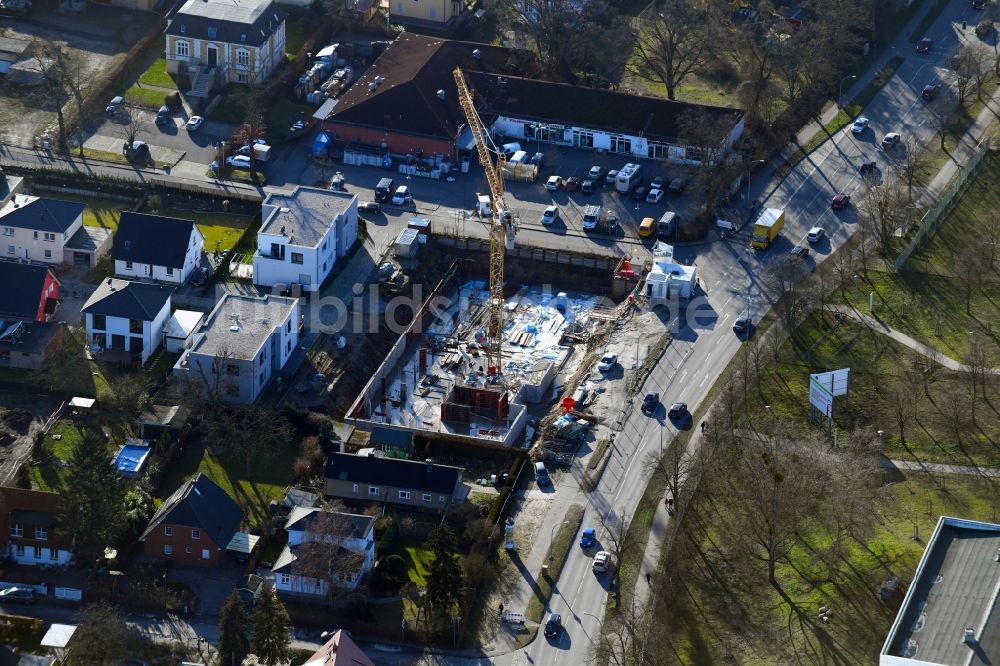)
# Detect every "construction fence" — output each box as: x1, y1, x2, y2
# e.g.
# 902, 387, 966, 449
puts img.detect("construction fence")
436, 237, 623, 271
894, 139, 992, 270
